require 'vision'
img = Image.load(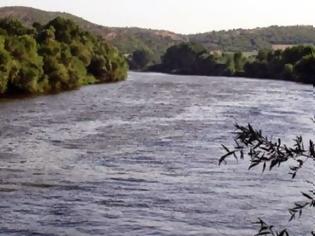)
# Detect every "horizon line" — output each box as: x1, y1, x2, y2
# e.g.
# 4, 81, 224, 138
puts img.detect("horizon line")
0, 5, 314, 35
